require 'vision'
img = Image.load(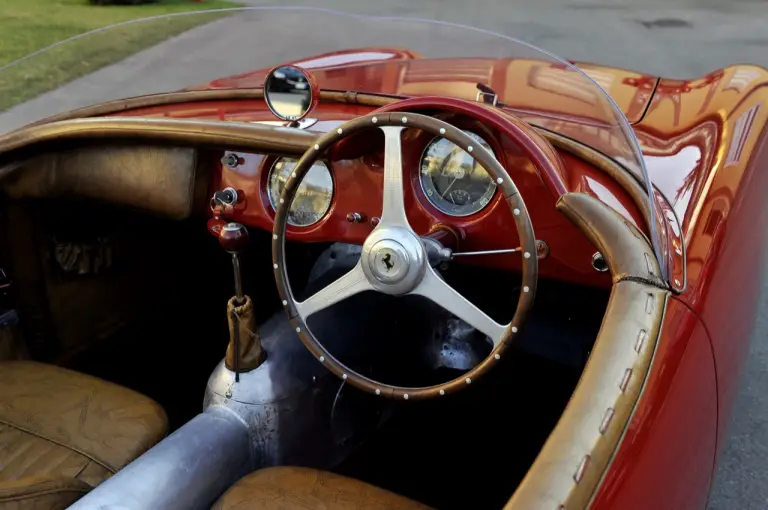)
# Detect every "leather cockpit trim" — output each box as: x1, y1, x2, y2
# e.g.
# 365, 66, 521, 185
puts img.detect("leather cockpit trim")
614, 274, 667, 288
0, 91, 657, 249
13, 89, 399, 131
505, 193, 668, 510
